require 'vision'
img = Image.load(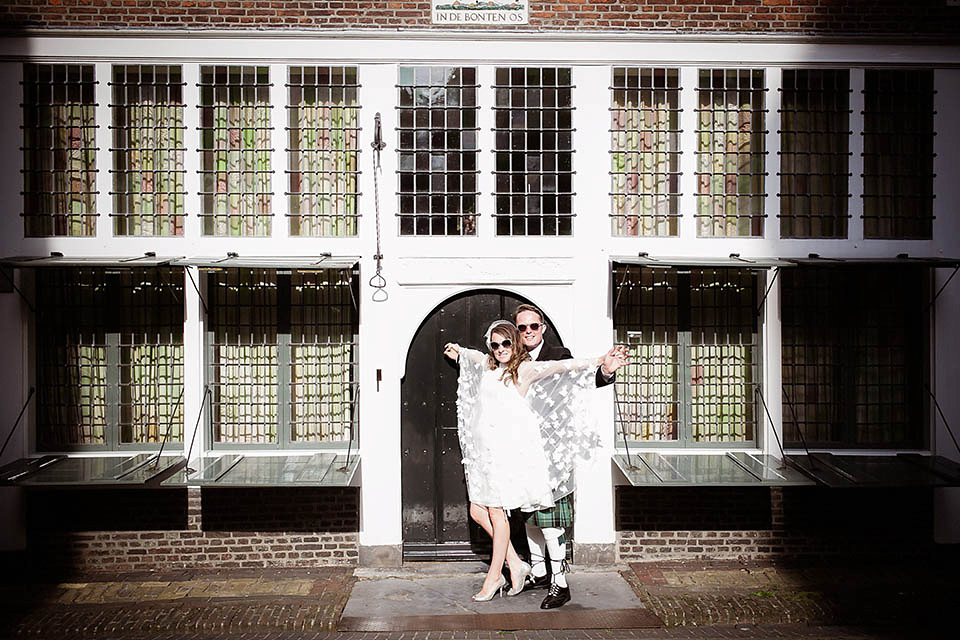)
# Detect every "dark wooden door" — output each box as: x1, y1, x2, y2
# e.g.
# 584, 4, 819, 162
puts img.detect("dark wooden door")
400, 289, 531, 559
